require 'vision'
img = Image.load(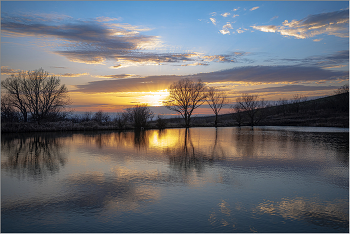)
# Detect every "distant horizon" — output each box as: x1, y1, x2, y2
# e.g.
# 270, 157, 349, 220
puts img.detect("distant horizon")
1, 1, 348, 116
